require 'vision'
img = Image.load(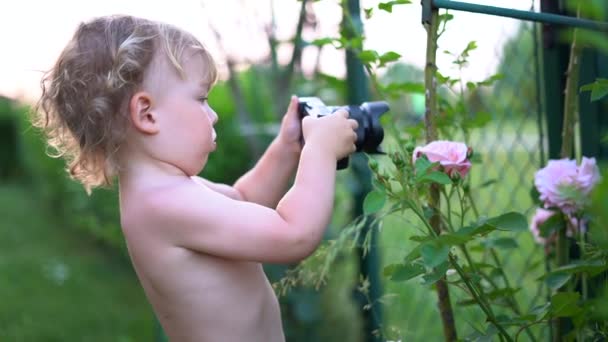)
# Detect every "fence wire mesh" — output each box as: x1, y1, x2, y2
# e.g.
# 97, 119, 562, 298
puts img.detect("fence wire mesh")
459, 5, 545, 217
379, 3, 548, 340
